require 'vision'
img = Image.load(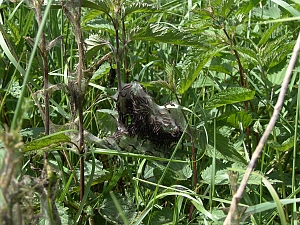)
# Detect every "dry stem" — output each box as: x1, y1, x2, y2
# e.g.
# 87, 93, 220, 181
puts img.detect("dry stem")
223, 31, 300, 225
